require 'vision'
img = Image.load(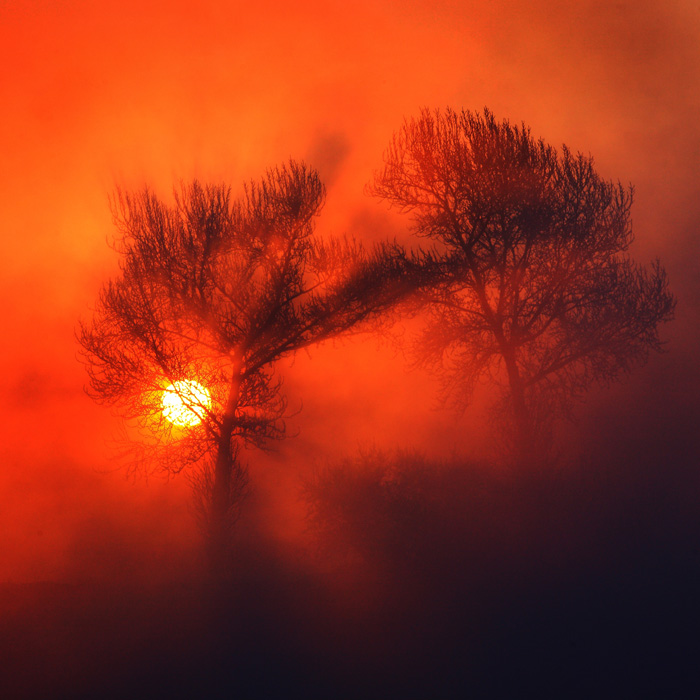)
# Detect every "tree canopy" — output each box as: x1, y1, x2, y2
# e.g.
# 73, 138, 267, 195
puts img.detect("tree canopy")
370, 108, 675, 462
78, 160, 419, 549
